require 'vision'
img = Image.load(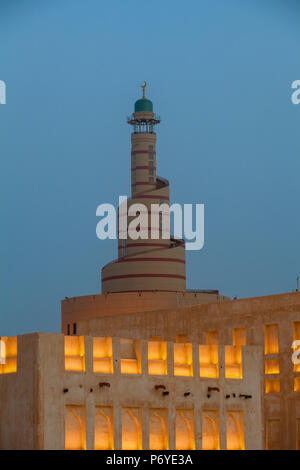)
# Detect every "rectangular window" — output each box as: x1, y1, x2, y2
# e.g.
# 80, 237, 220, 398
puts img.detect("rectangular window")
174, 343, 193, 377
233, 327, 246, 346
67, 324, 70, 335
265, 358, 280, 375
225, 346, 243, 379
149, 169, 154, 175
65, 405, 86, 450
265, 324, 279, 354
266, 419, 280, 450
0, 336, 17, 374
93, 337, 113, 373
149, 177, 154, 183
94, 406, 114, 450
148, 145, 153, 151
65, 336, 85, 372
226, 411, 244, 450
73, 323, 77, 335
149, 153, 154, 160
265, 378, 280, 393
294, 377, 300, 391
175, 409, 195, 450
149, 409, 168, 450
202, 410, 220, 450
120, 339, 141, 374
199, 345, 218, 378
148, 340, 167, 375
149, 161, 154, 167
122, 407, 142, 450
